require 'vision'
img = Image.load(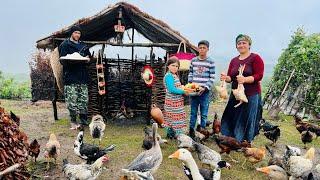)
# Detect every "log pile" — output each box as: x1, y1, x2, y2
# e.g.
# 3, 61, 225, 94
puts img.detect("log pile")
0, 107, 30, 179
